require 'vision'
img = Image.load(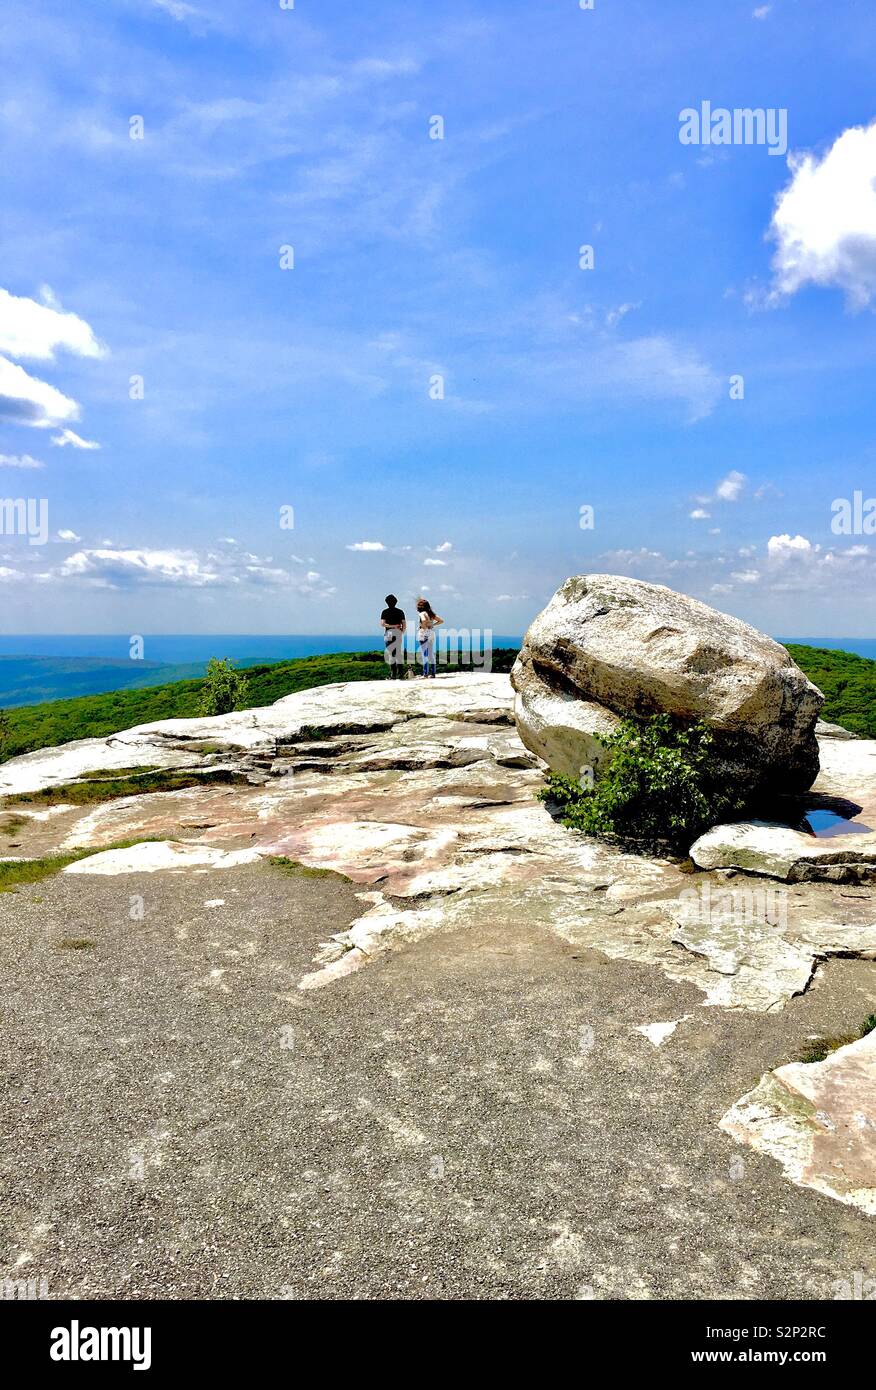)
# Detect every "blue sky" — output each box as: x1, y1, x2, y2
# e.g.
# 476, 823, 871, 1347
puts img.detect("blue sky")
1, 0, 876, 636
